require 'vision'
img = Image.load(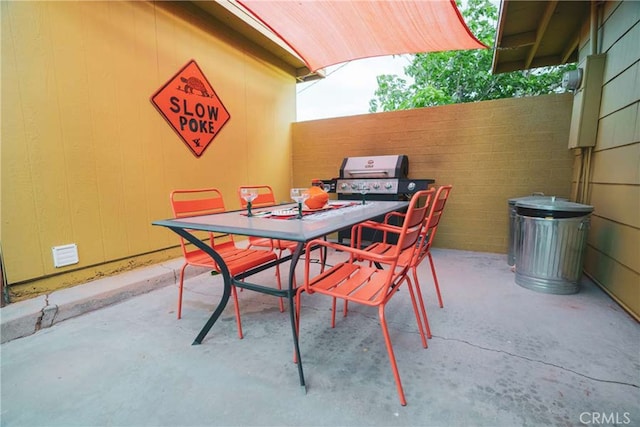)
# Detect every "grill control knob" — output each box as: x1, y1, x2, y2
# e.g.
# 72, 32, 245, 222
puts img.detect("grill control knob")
372, 182, 380, 190
407, 182, 416, 191
340, 183, 349, 190
351, 183, 358, 190
384, 182, 393, 190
